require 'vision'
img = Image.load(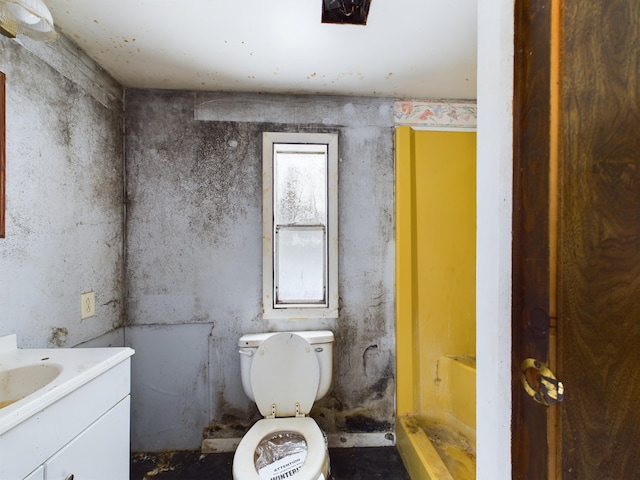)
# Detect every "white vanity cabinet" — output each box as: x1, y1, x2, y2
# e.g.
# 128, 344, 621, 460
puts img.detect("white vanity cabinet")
0, 346, 134, 480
